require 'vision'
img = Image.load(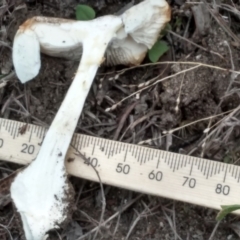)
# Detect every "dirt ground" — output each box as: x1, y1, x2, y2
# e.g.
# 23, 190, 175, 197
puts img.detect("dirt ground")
1, 0, 240, 239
